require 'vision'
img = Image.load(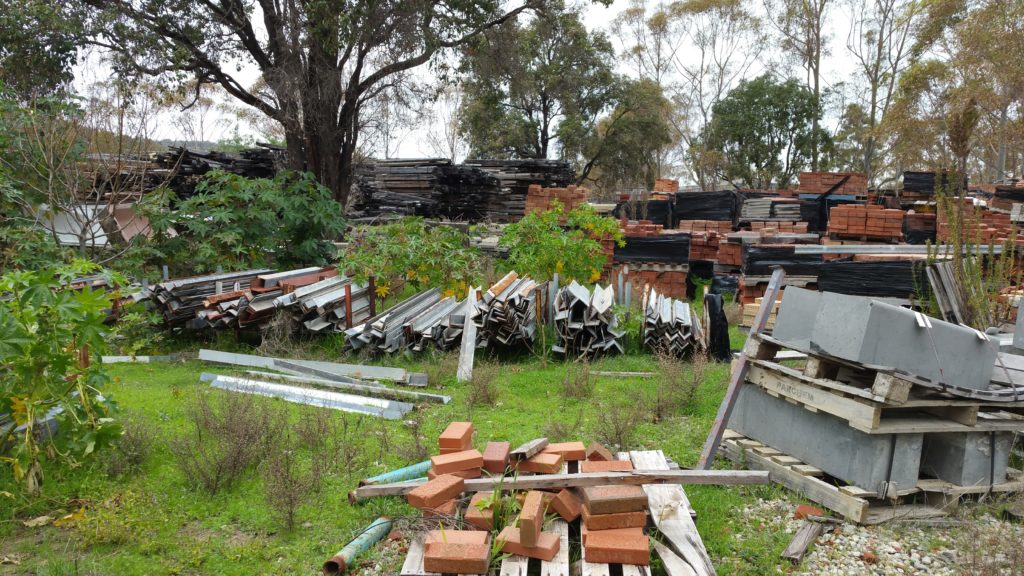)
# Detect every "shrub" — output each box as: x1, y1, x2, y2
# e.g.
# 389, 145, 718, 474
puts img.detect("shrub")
592, 397, 645, 451
498, 202, 624, 282
105, 410, 155, 478
171, 391, 284, 494
467, 362, 500, 409
339, 217, 482, 299
143, 170, 345, 275
262, 430, 315, 531
560, 360, 593, 400
0, 260, 122, 494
